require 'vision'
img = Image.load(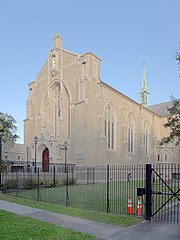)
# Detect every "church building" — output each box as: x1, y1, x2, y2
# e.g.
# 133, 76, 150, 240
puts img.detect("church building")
22, 33, 179, 170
